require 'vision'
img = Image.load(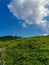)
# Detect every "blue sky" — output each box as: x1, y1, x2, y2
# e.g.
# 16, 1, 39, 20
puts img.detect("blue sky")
0, 0, 49, 37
